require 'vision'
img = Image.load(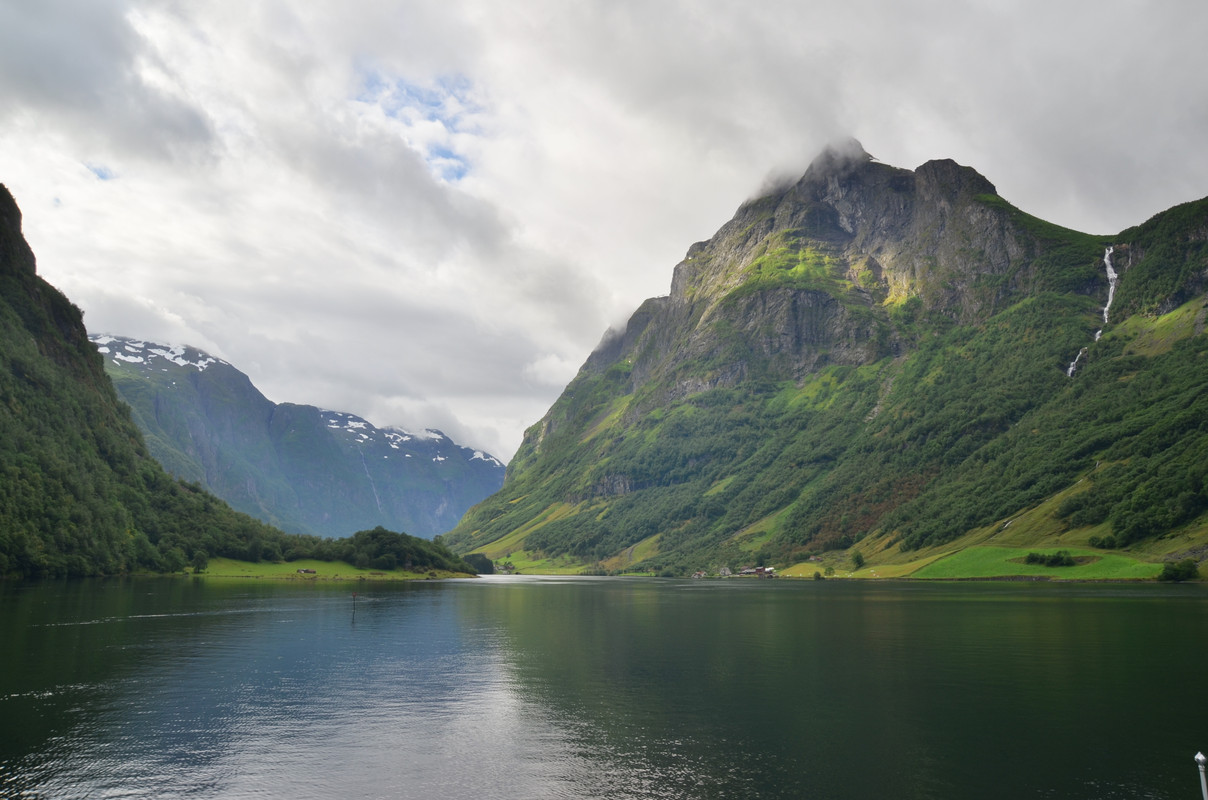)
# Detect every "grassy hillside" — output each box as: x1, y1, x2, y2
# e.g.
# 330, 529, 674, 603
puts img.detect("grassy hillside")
443, 156, 1208, 580
450, 293, 1208, 577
